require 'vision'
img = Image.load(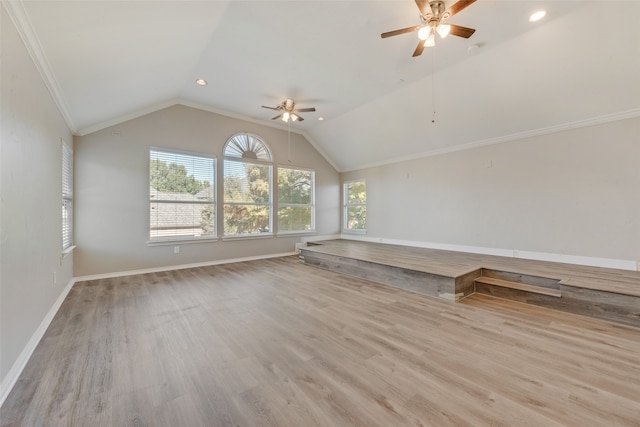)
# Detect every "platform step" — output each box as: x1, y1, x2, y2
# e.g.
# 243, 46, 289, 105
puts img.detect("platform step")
475, 276, 562, 298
